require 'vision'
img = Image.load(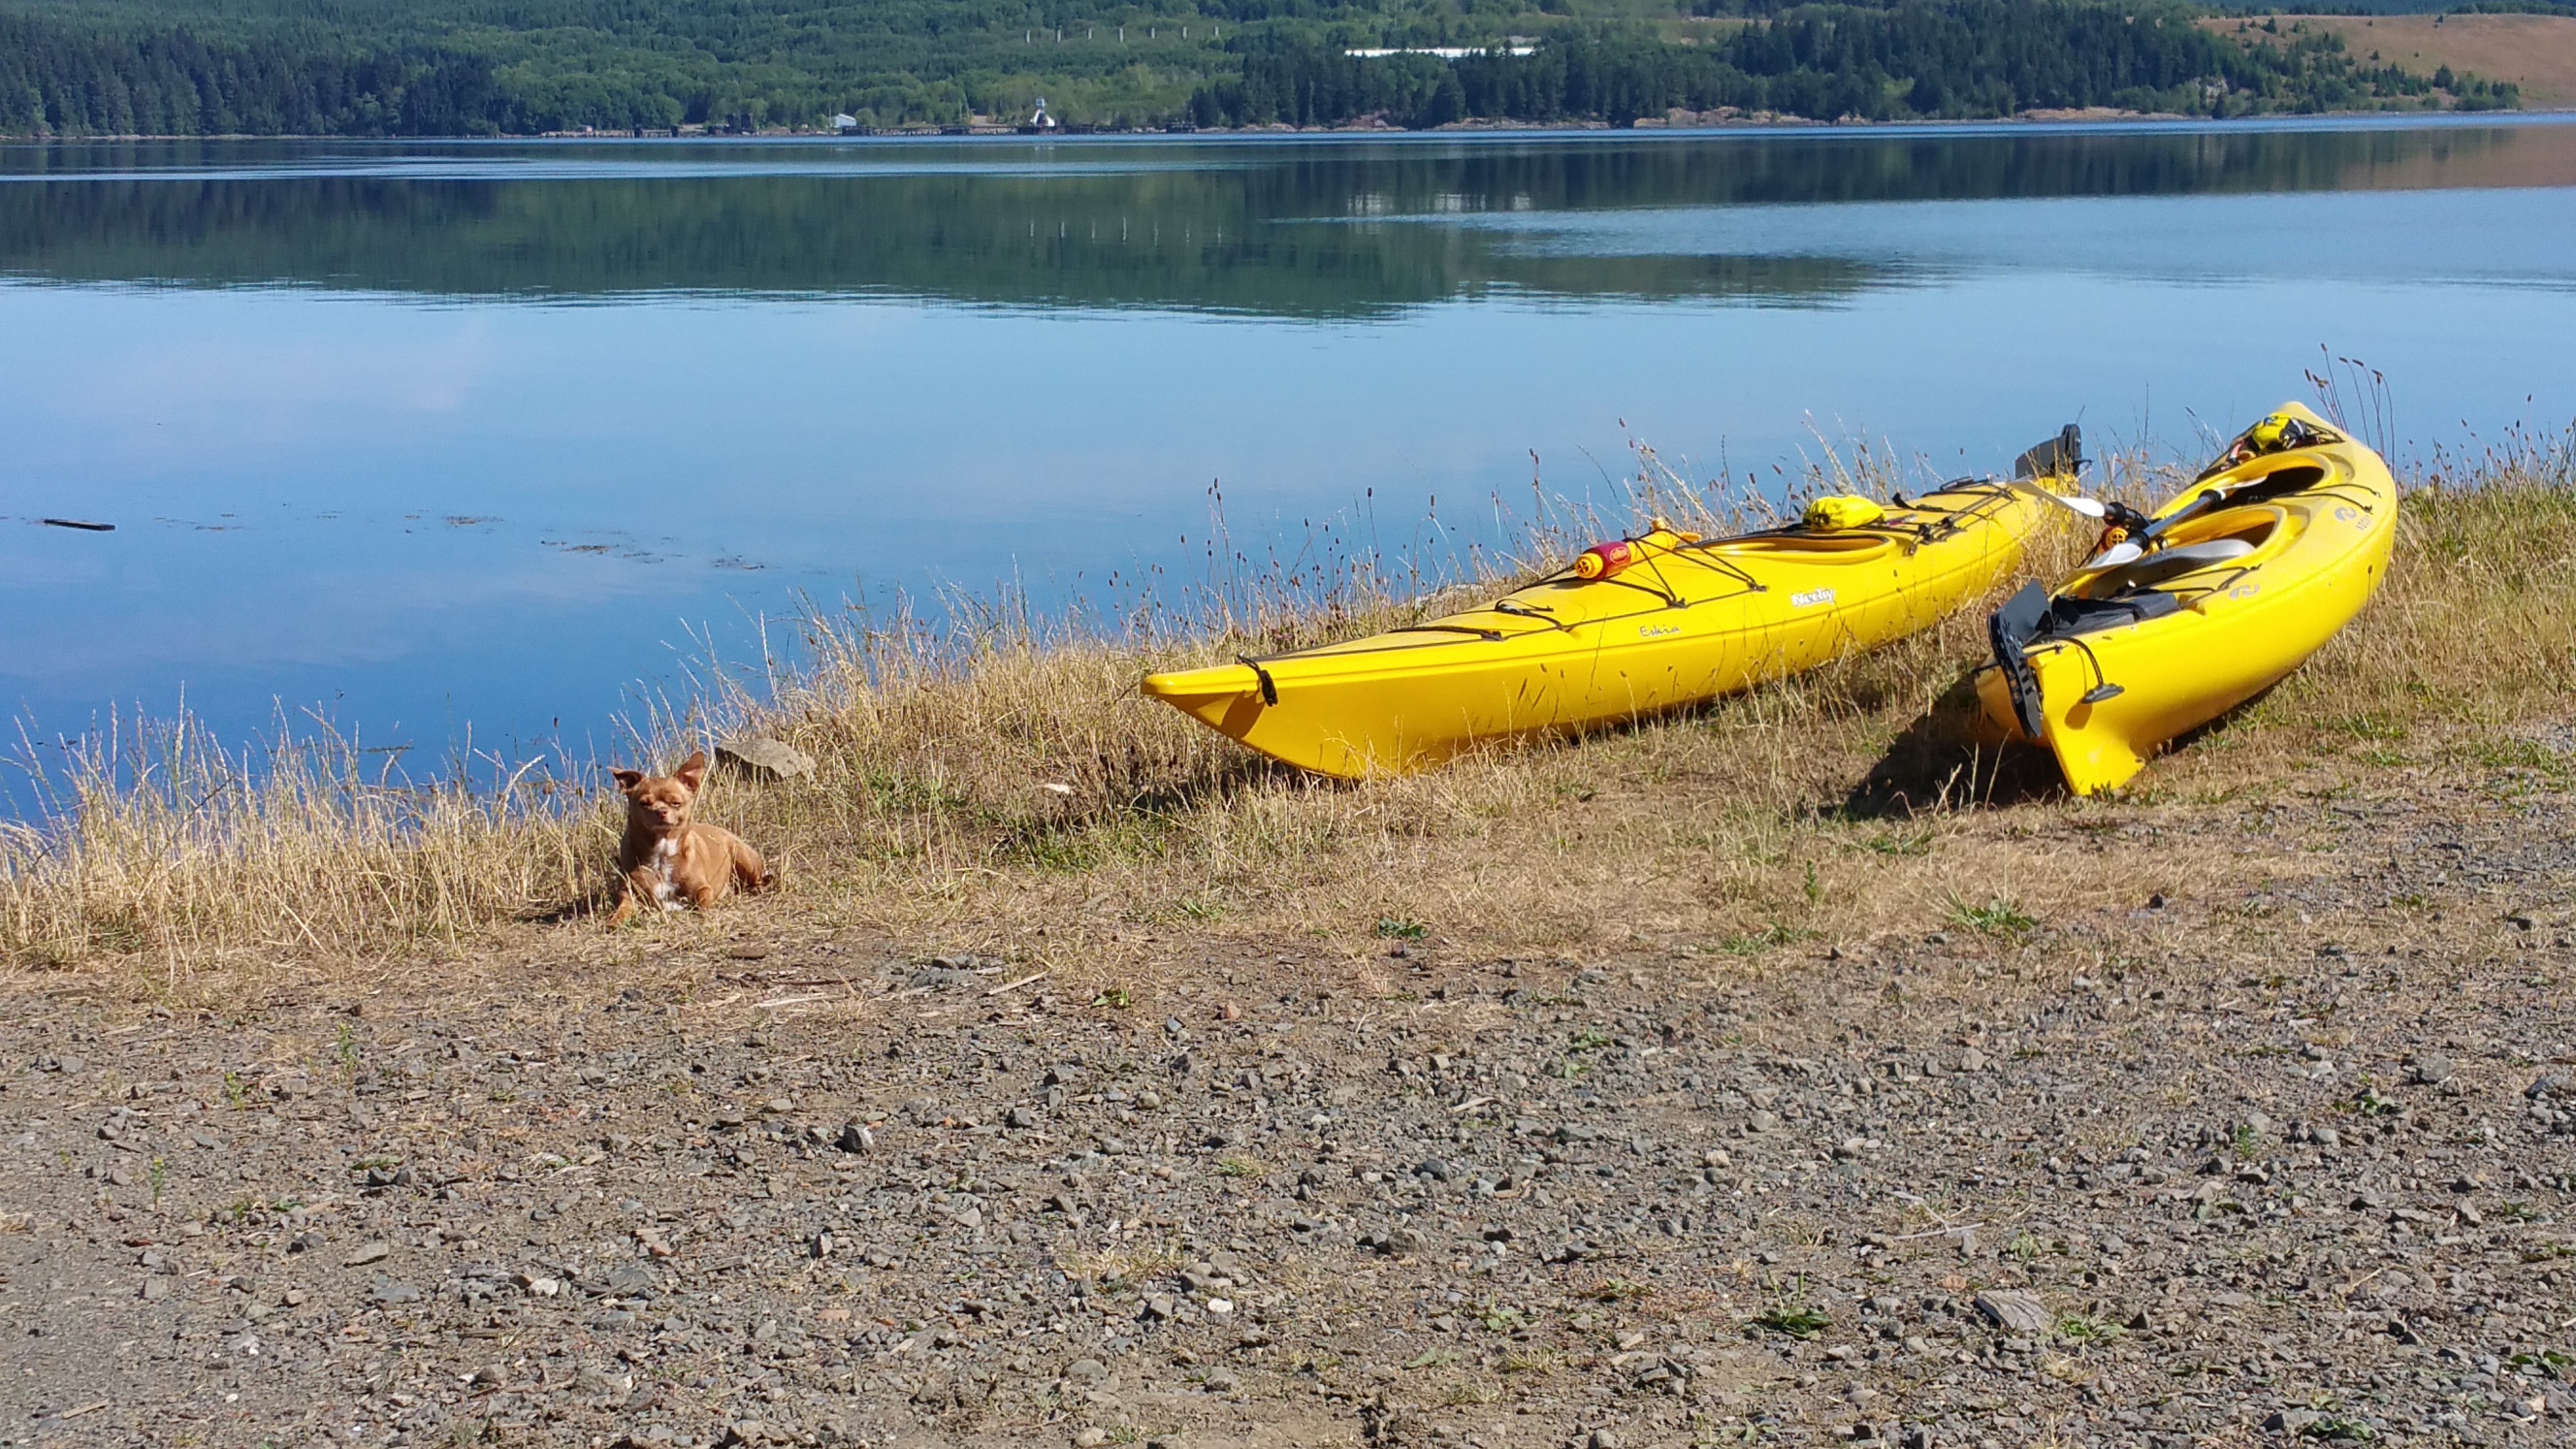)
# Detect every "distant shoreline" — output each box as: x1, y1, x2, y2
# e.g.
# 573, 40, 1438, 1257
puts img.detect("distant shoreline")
6, 108, 2574, 147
